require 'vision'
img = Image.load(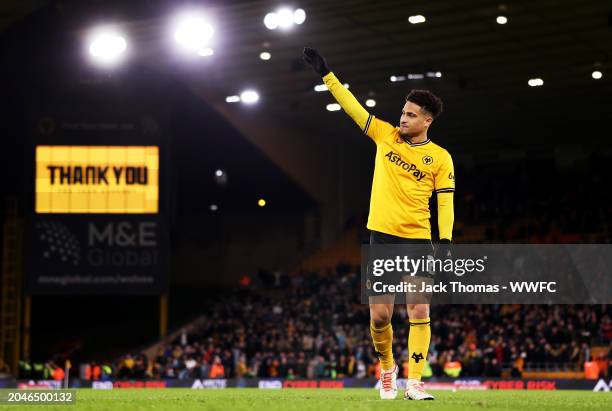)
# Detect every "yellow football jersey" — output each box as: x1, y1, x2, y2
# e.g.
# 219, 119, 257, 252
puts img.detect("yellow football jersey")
323, 71, 455, 240
365, 117, 455, 239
